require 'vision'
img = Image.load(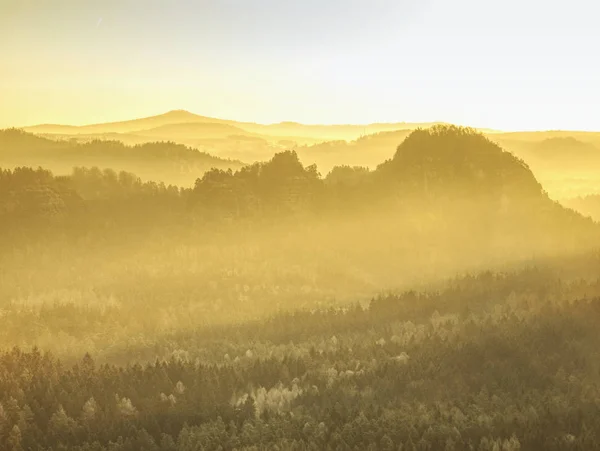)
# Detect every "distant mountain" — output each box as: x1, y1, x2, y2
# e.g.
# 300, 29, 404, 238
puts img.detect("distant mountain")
18, 111, 457, 166
491, 130, 600, 143
23, 110, 227, 135
22, 109, 449, 142
297, 130, 414, 172
500, 136, 600, 164
562, 194, 600, 222
246, 120, 449, 140
132, 122, 263, 140
487, 134, 600, 199
17, 112, 600, 200
537, 136, 594, 149
0, 128, 244, 186
490, 132, 600, 173
21, 109, 600, 148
